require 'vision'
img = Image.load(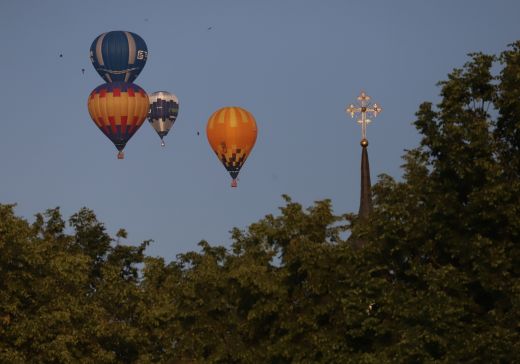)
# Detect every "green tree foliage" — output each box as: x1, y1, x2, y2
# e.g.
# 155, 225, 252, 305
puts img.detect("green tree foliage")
352, 44, 520, 362
0, 206, 149, 363
0, 42, 519, 363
